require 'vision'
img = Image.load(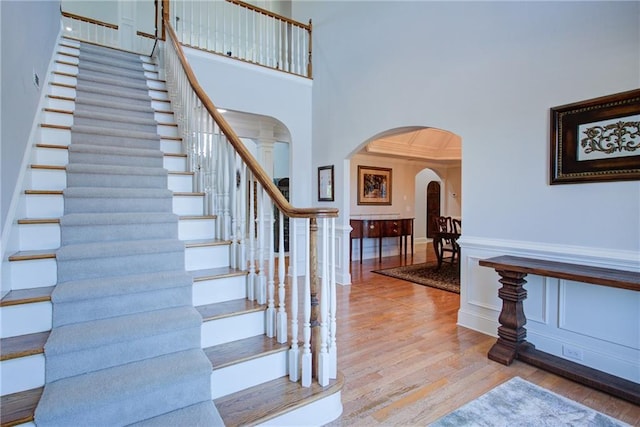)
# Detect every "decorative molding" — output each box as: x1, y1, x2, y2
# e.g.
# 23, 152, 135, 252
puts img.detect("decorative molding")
458, 236, 639, 271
